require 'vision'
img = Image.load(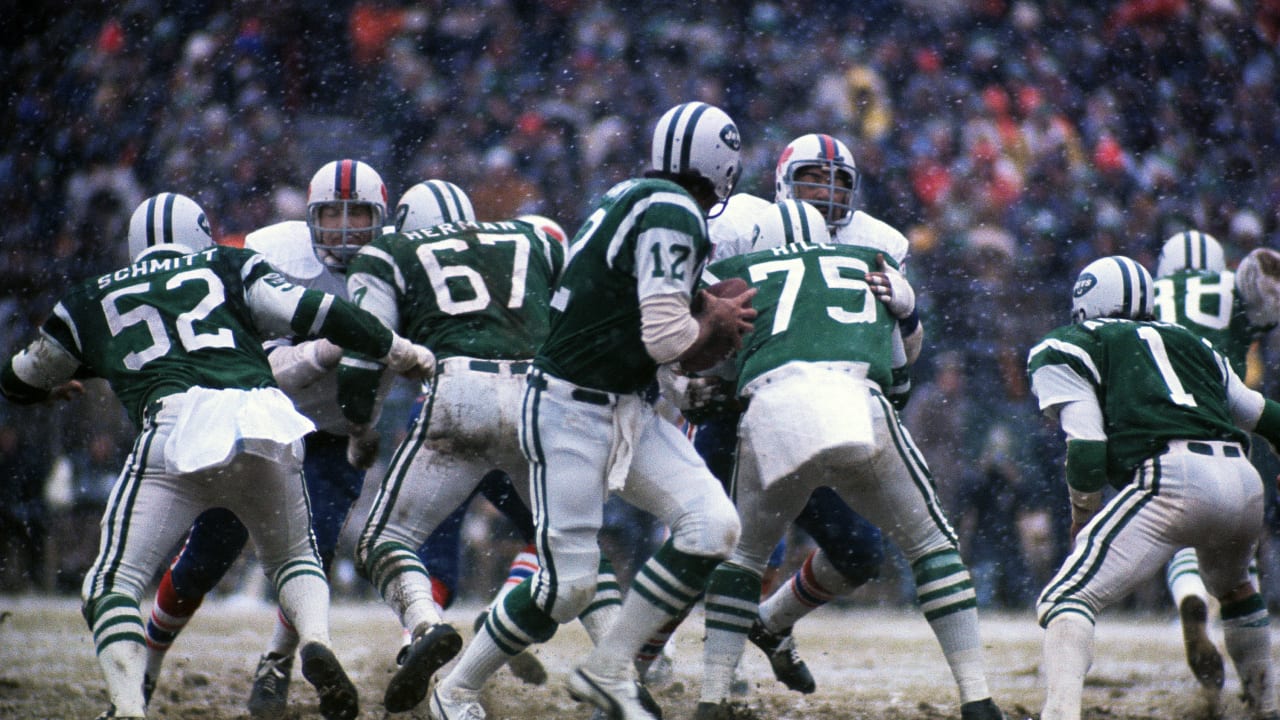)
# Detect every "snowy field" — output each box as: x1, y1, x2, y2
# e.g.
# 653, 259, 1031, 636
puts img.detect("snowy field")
0, 594, 1249, 719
